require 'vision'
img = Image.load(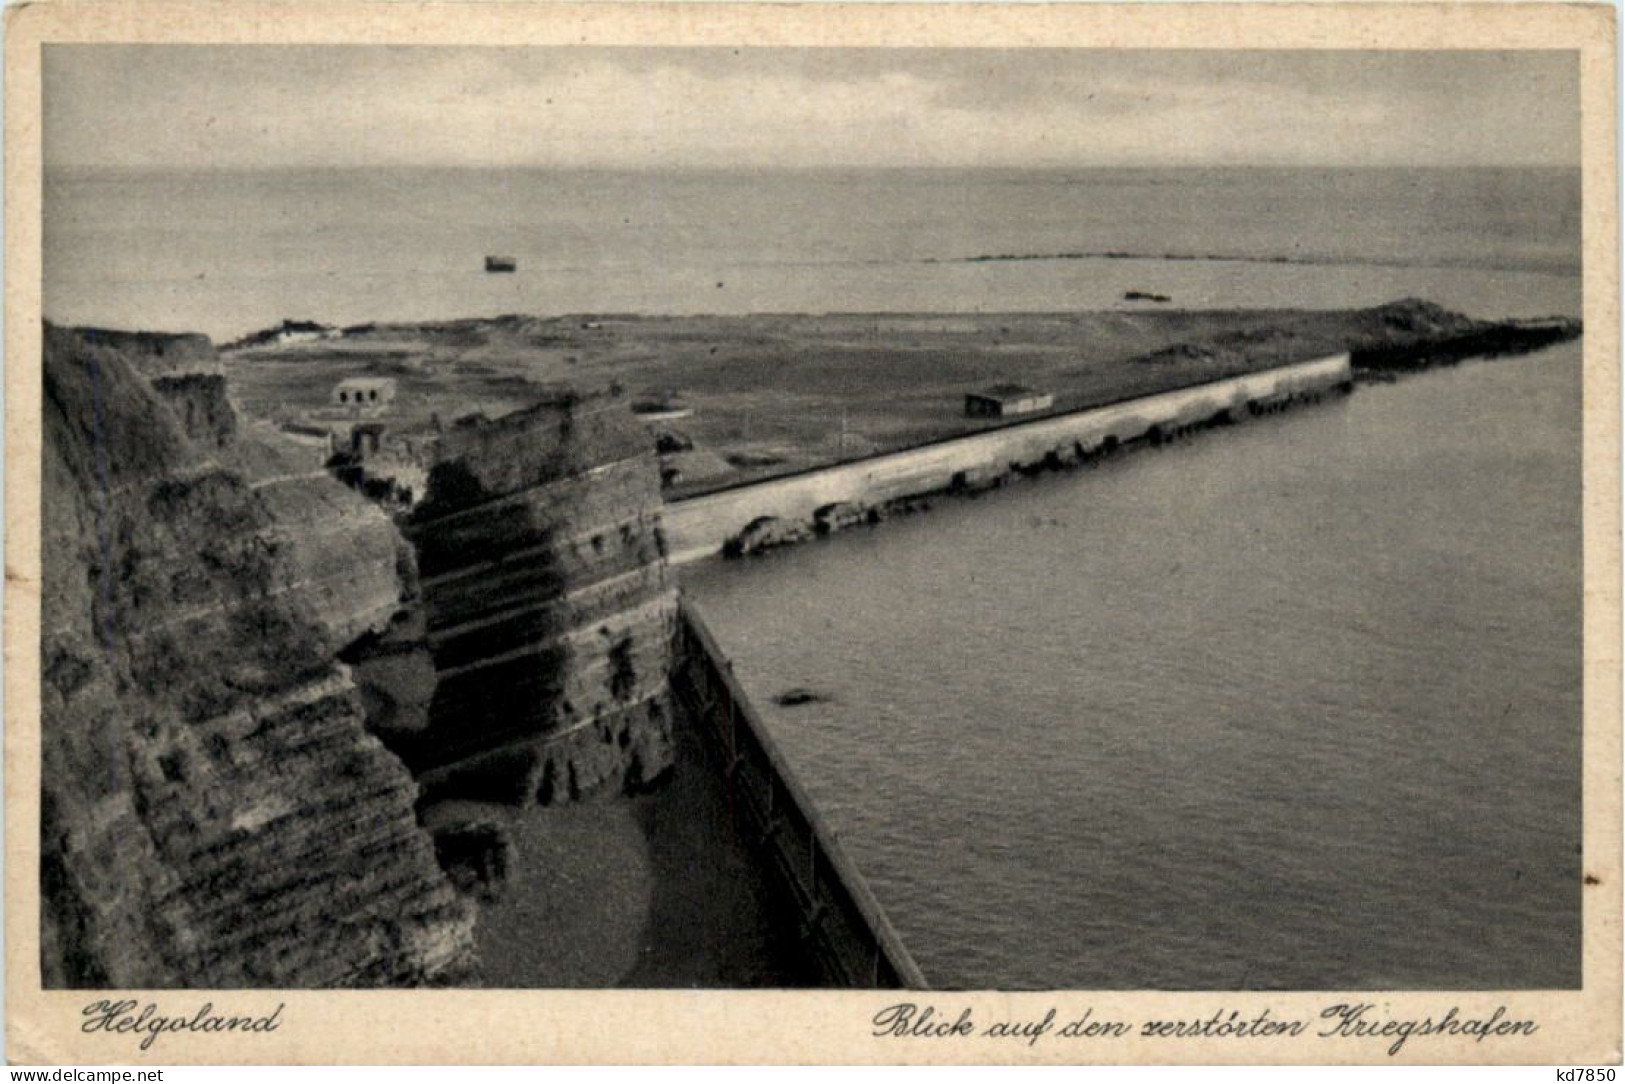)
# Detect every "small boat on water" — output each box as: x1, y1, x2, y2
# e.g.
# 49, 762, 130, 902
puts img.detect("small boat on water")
485, 255, 517, 273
